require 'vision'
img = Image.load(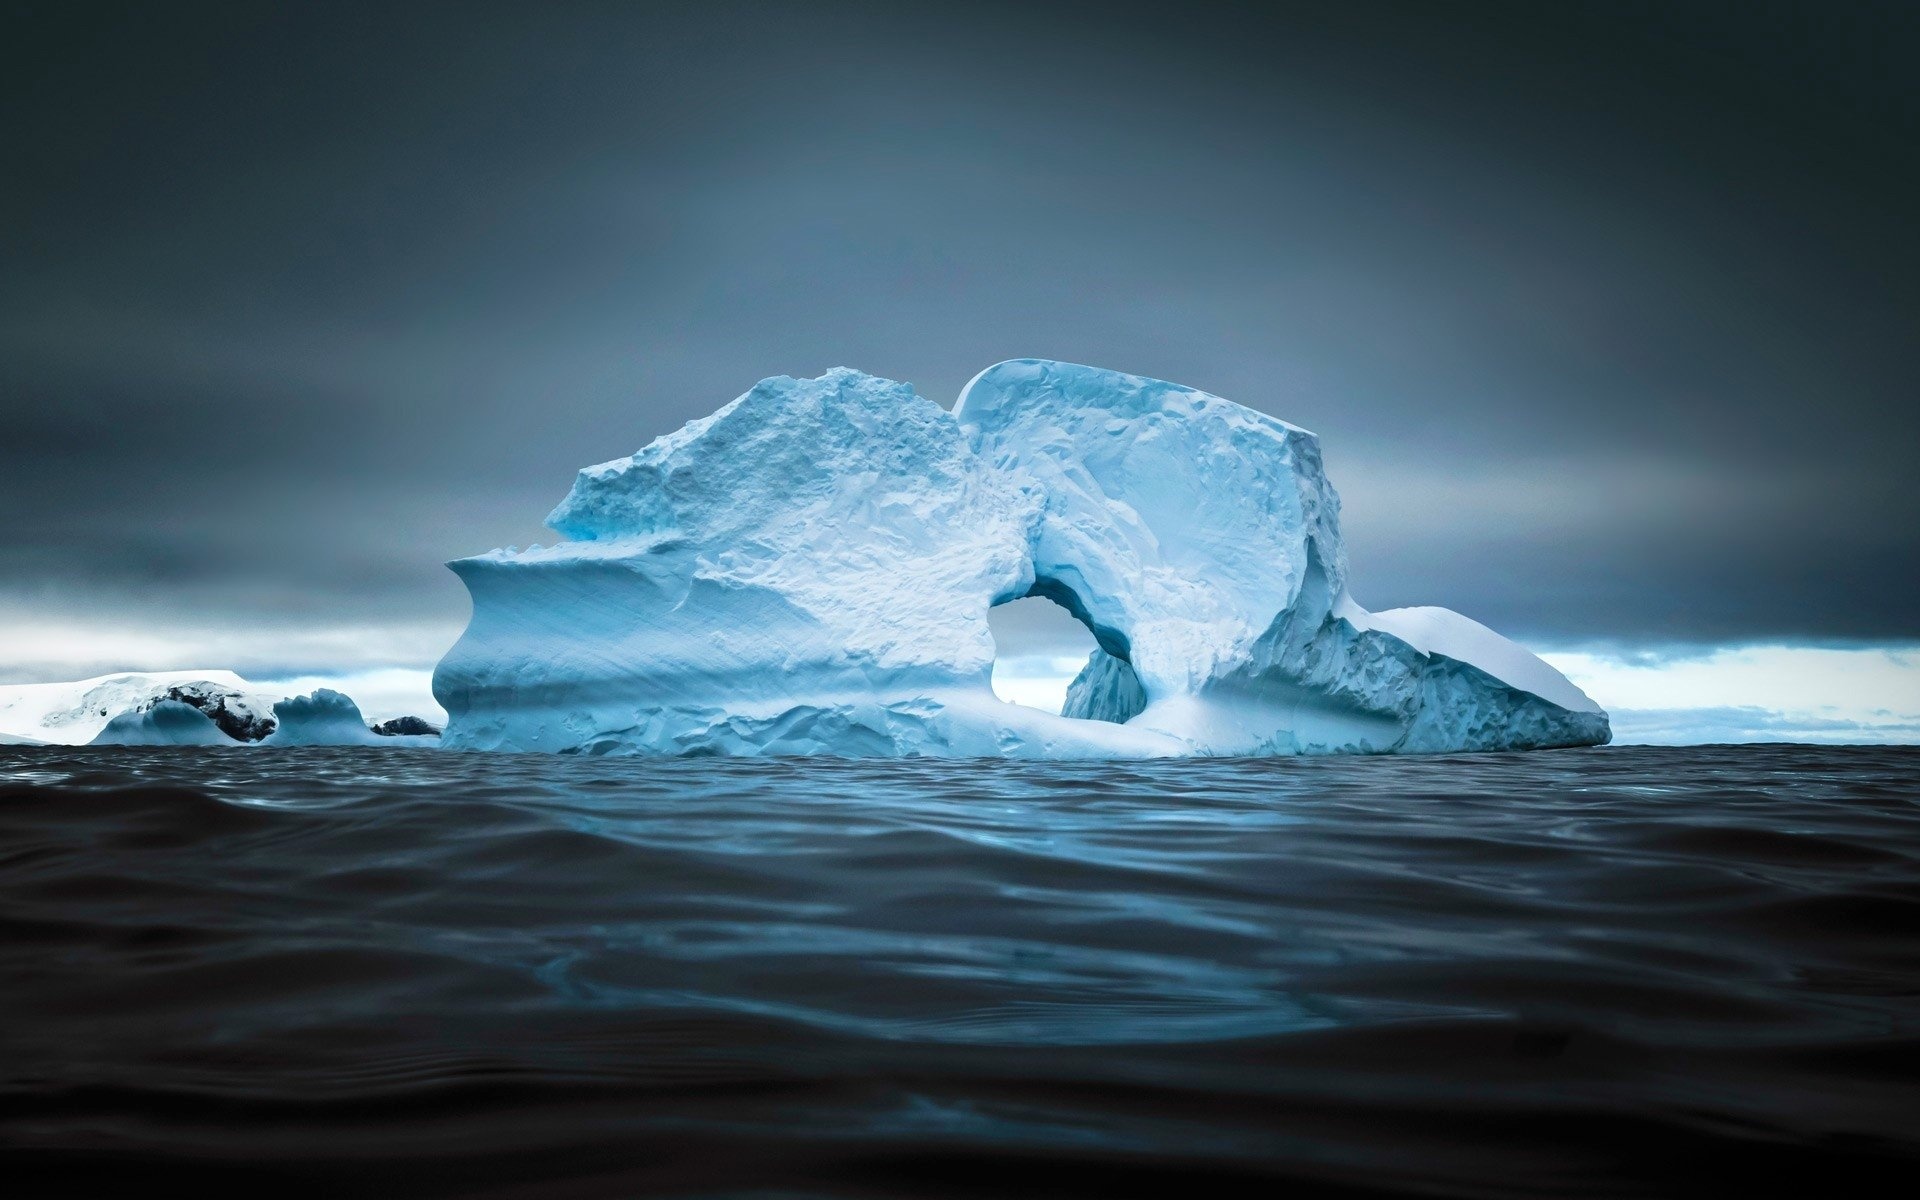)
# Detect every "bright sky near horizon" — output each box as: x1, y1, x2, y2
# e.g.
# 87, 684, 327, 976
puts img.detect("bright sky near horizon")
2, 605, 1916, 744
988, 644, 1920, 747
